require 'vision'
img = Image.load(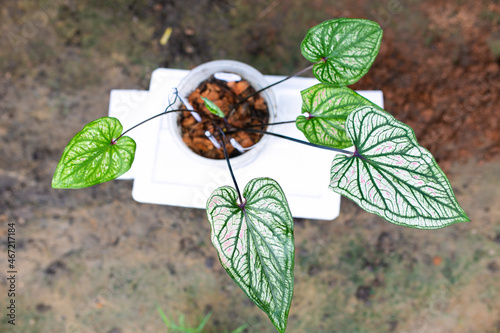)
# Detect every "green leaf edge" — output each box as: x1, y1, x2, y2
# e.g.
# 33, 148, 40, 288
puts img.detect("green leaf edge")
202, 97, 225, 118
52, 117, 136, 189
329, 107, 470, 229
301, 18, 383, 86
